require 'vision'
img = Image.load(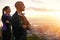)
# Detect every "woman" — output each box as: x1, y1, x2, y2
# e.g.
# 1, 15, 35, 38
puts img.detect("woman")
1, 6, 11, 40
